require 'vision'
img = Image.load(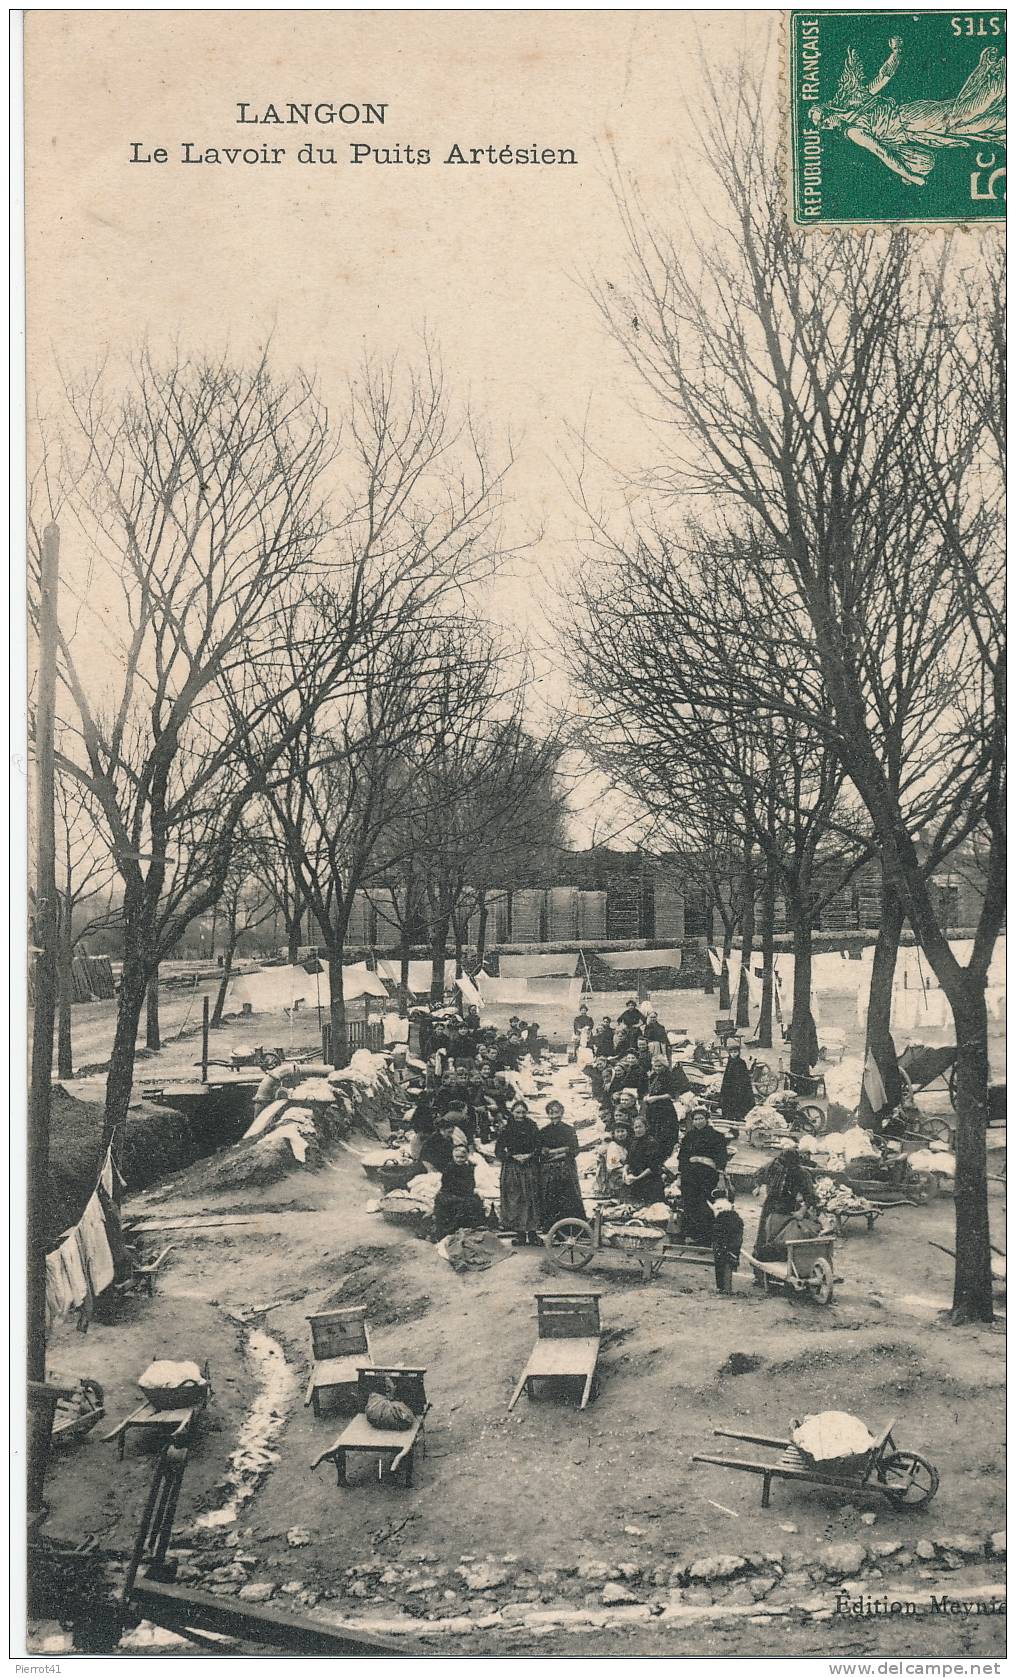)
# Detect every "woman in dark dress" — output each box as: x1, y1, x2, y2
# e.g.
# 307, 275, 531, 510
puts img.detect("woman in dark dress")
719, 1044, 755, 1125
677, 1108, 730, 1244
623, 1115, 666, 1206
434, 1146, 487, 1240
644, 1092, 681, 1164
538, 1099, 586, 1230
751, 1138, 819, 1262
495, 1099, 543, 1244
